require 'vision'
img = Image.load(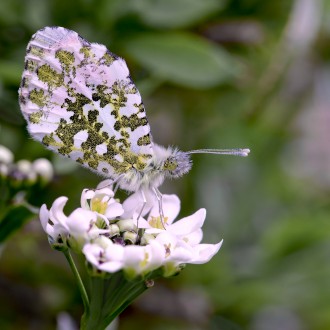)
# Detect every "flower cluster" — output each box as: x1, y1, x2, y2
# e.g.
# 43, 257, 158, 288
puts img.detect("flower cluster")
0, 144, 54, 187
40, 181, 222, 278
